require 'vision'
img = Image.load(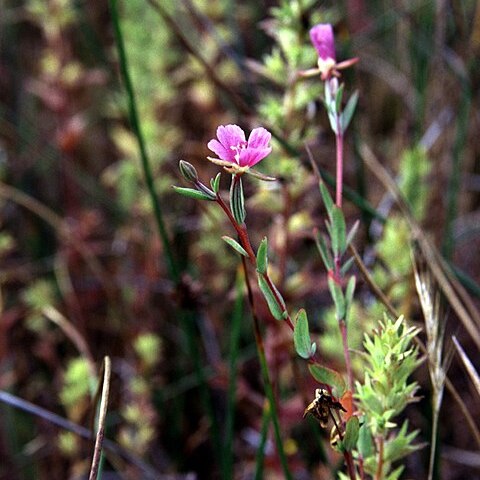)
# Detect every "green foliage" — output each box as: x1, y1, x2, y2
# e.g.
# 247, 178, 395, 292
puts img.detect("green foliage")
399, 146, 431, 220
355, 315, 422, 478
256, 237, 268, 274
293, 309, 315, 359
308, 364, 346, 397
222, 236, 248, 257
134, 333, 162, 369
257, 275, 286, 321
60, 357, 91, 408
